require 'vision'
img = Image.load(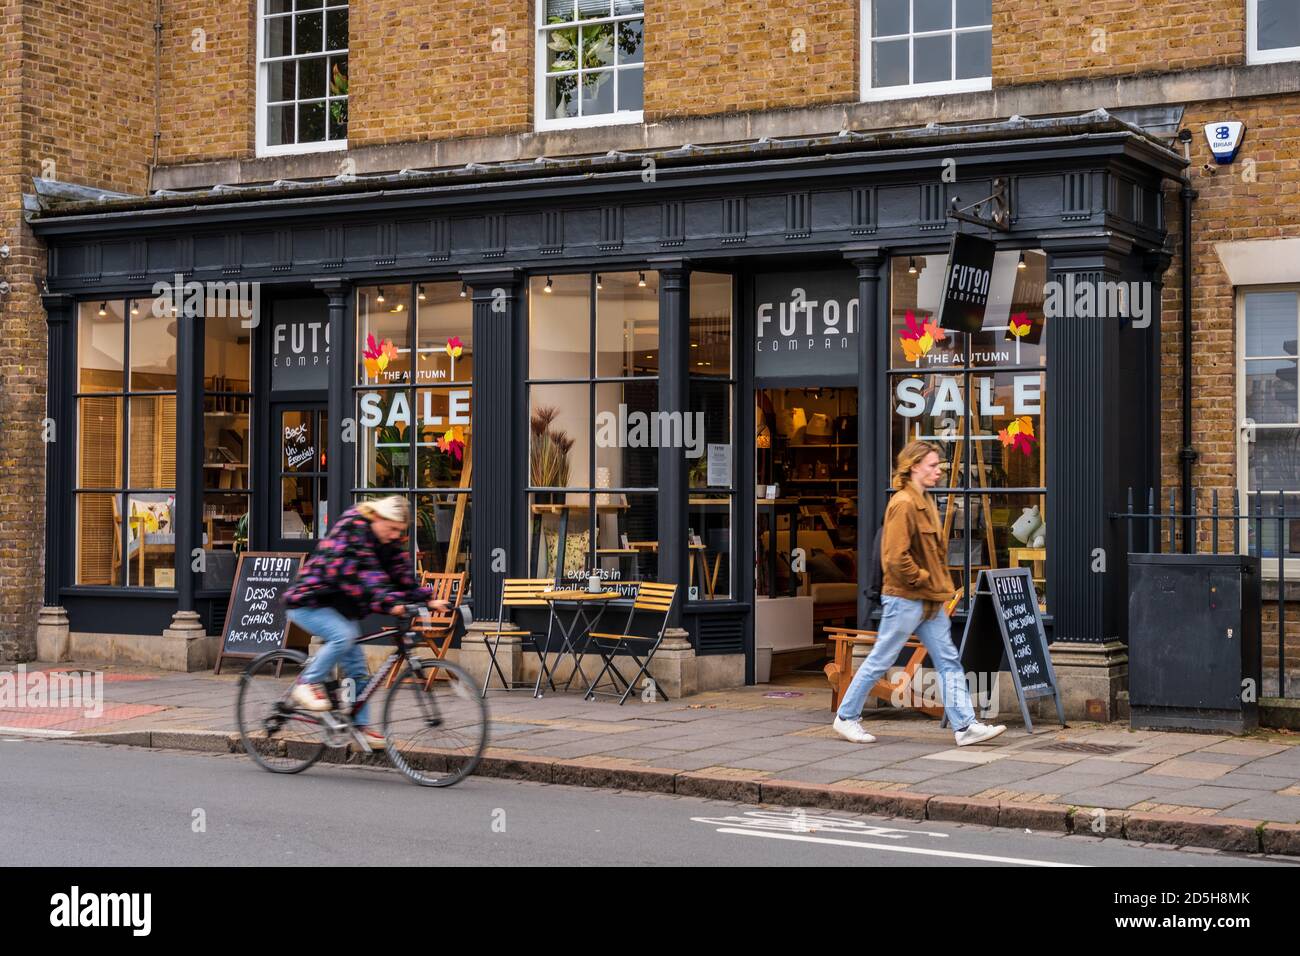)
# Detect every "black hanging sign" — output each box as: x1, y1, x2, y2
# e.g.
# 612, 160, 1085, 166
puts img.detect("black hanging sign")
936, 232, 996, 334
214, 552, 306, 675
956, 567, 1065, 733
